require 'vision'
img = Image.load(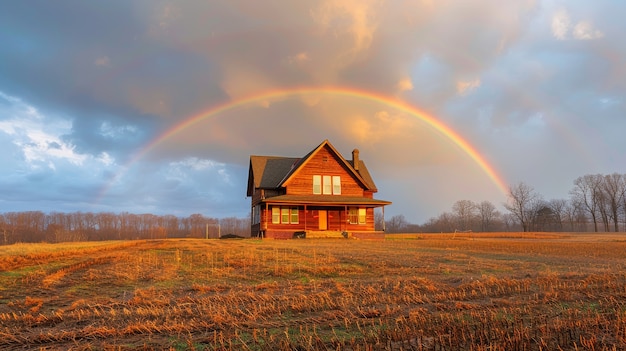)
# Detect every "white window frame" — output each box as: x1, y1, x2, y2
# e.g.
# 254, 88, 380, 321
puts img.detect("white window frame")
290, 207, 299, 224
348, 208, 359, 224
313, 175, 321, 195
272, 207, 280, 224
332, 176, 341, 195
281, 208, 290, 224
272, 206, 299, 224
323, 175, 332, 194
